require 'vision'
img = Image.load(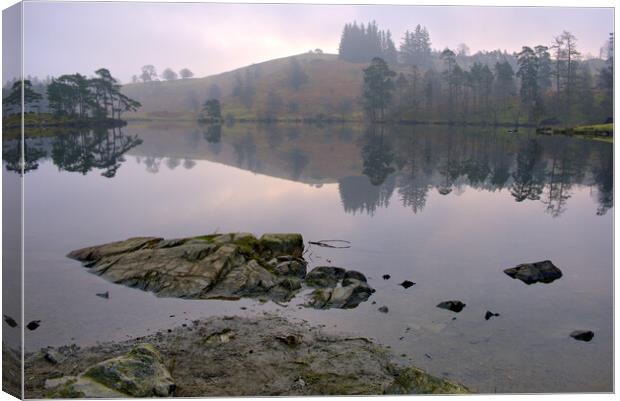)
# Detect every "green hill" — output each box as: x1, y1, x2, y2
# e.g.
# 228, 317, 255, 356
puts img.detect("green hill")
121, 53, 393, 121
